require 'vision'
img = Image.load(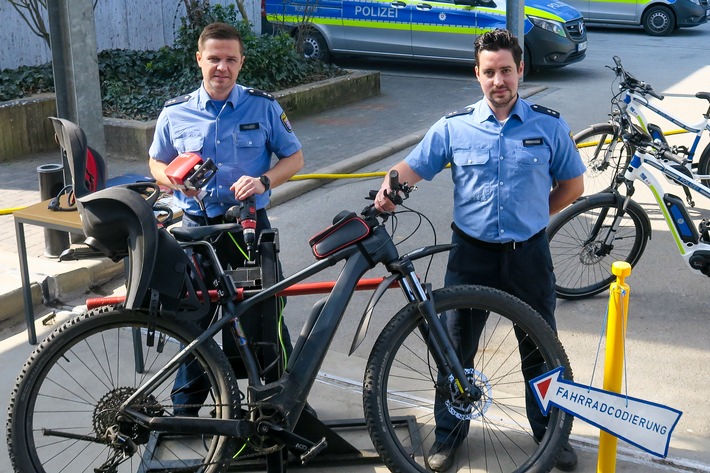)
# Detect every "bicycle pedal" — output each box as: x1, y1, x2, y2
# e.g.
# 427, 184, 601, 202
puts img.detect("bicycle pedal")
300, 437, 327, 464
